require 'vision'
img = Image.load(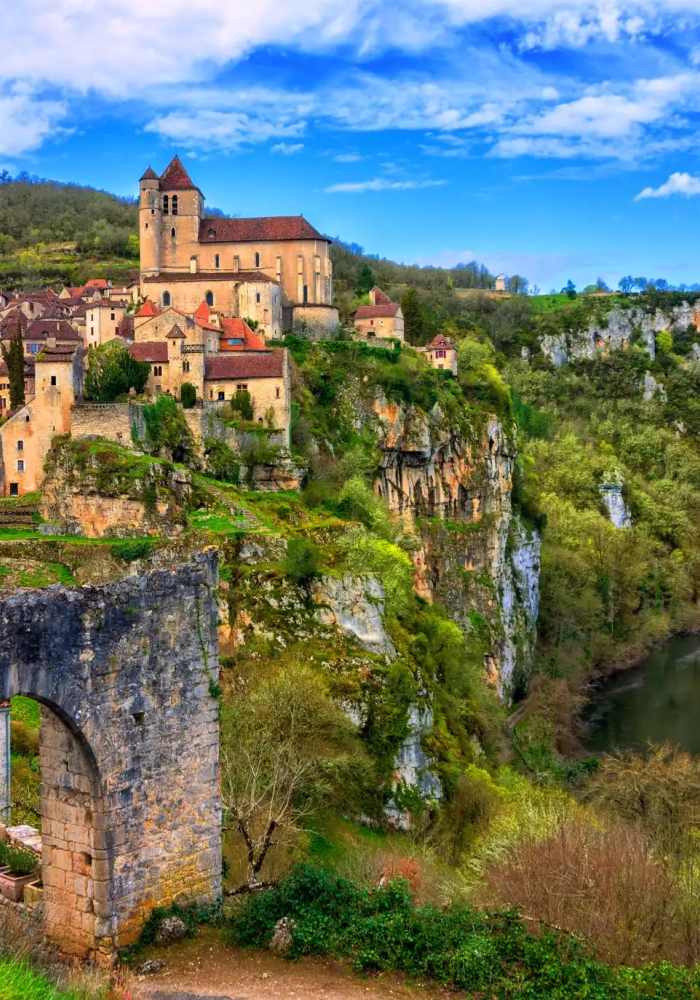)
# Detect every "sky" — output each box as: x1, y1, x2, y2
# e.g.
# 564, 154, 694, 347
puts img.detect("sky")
5, 2, 700, 290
